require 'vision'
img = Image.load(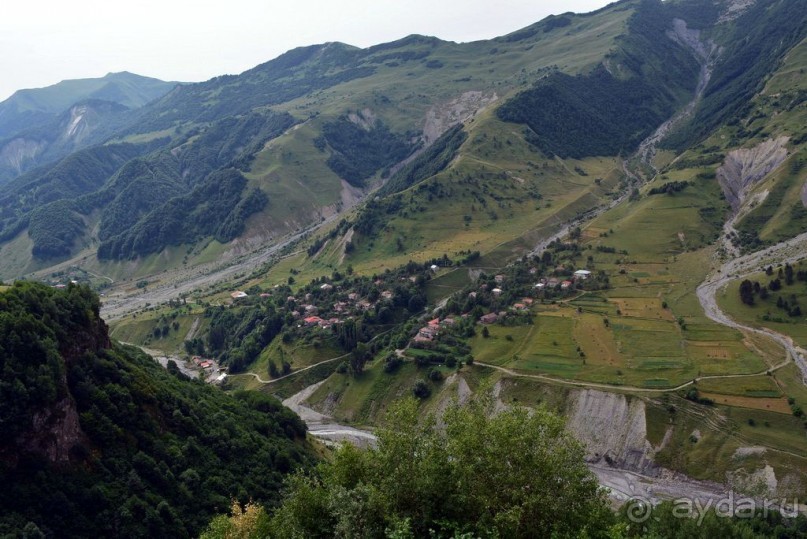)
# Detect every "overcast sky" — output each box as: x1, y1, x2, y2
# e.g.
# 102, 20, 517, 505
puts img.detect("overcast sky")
1, 0, 611, 101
